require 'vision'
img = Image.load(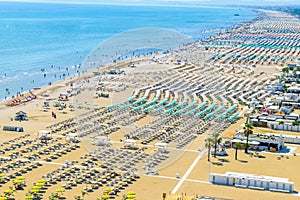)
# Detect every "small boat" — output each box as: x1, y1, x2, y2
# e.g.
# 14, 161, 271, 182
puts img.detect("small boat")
234, 13, 240, 16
